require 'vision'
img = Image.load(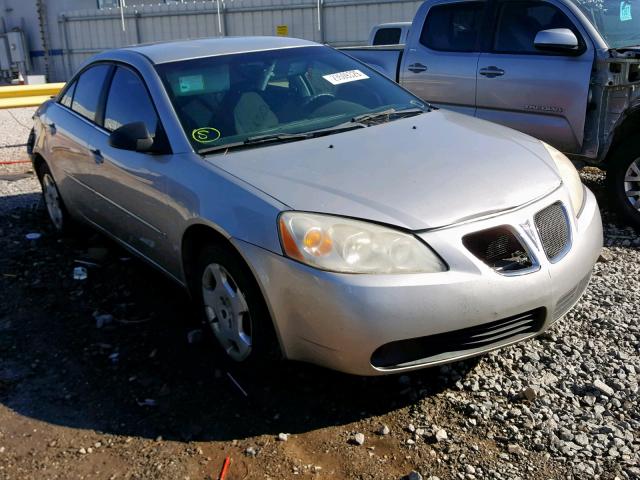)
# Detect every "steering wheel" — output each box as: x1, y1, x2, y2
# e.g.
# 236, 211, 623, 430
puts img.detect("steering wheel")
302, 93, 337, 113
